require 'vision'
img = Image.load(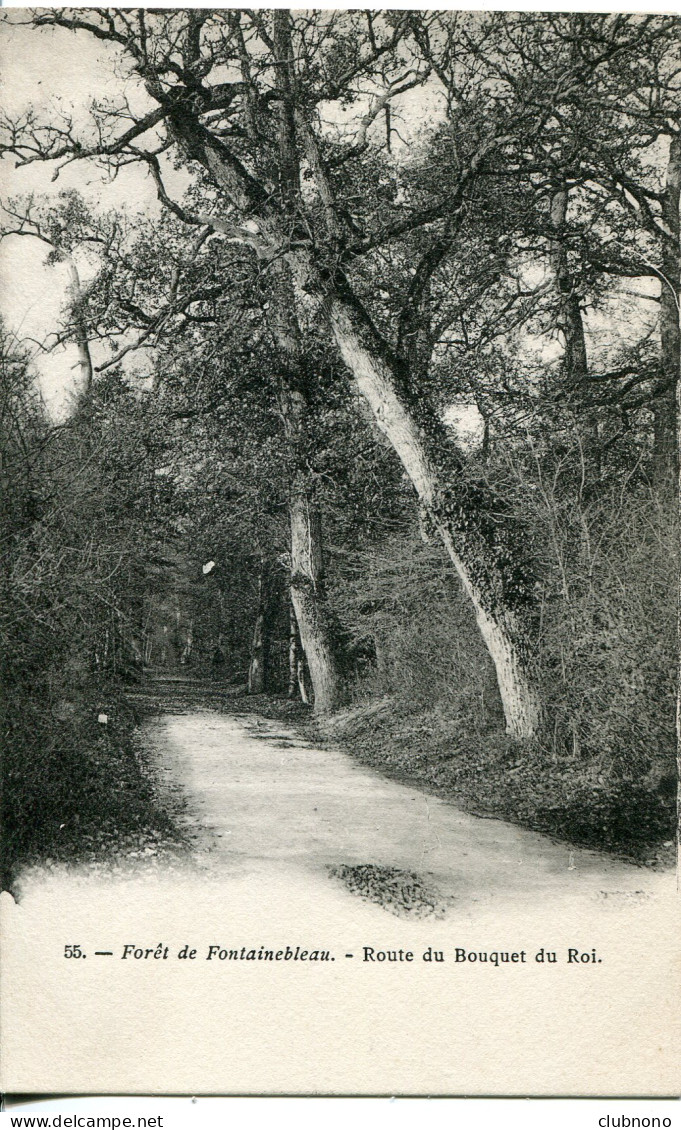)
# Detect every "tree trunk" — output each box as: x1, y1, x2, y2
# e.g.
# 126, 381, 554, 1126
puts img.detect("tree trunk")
549, 187, 588, 386
657, 134, 680, 489
165, 54, 538, 734
549, 185, 600, 475
287, 476, 345, 713
268, 23, 345, 711
297, 653, 311, 705
321, 276, 542, 738
269, 261, 347, 715
247, 571, 267, 695
180, 618, 194, 666
287, 601, 298, 699
285, 596, 313, 703
64, 258, 94, 394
